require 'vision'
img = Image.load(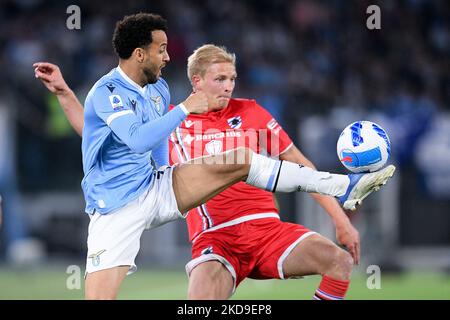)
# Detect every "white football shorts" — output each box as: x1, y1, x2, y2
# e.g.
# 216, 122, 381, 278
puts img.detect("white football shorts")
85, 166, 184, 275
